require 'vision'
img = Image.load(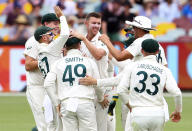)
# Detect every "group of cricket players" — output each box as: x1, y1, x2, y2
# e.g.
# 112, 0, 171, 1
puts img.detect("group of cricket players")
24, 6, 182, 131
